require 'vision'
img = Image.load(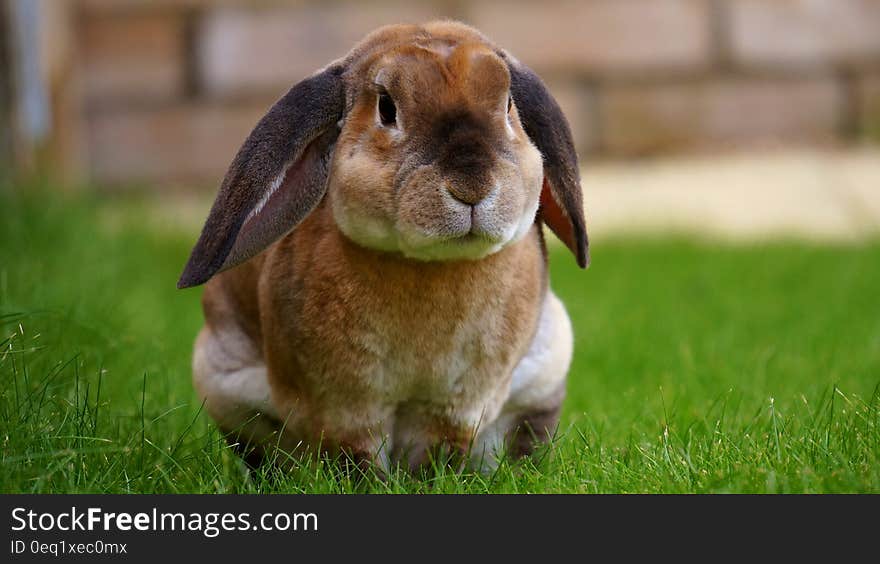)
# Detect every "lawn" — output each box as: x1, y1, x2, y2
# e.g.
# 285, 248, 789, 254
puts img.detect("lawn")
1, 184, 878, 493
